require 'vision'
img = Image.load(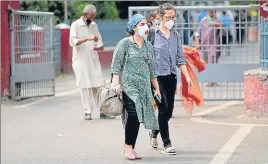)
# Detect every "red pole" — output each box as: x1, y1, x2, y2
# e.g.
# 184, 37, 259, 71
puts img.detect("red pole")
1, 0, 20, 97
